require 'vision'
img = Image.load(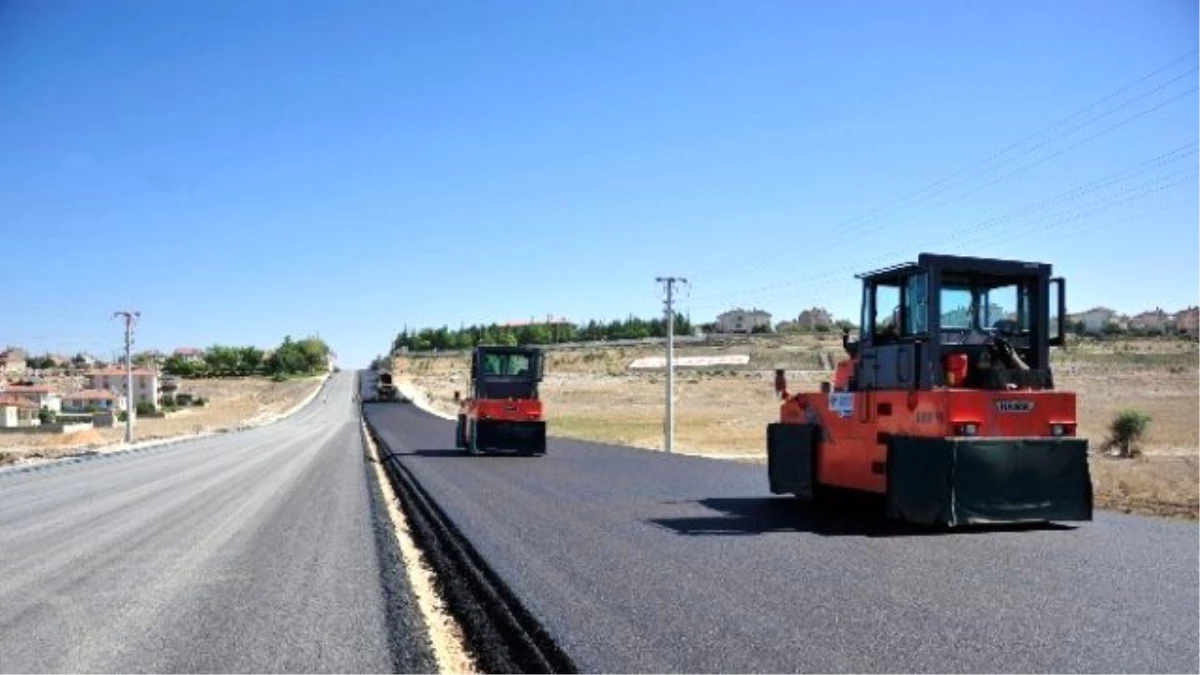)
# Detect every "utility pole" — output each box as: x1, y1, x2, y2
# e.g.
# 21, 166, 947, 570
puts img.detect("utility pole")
656, 276, 687, 453
113, 310, 140, 443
